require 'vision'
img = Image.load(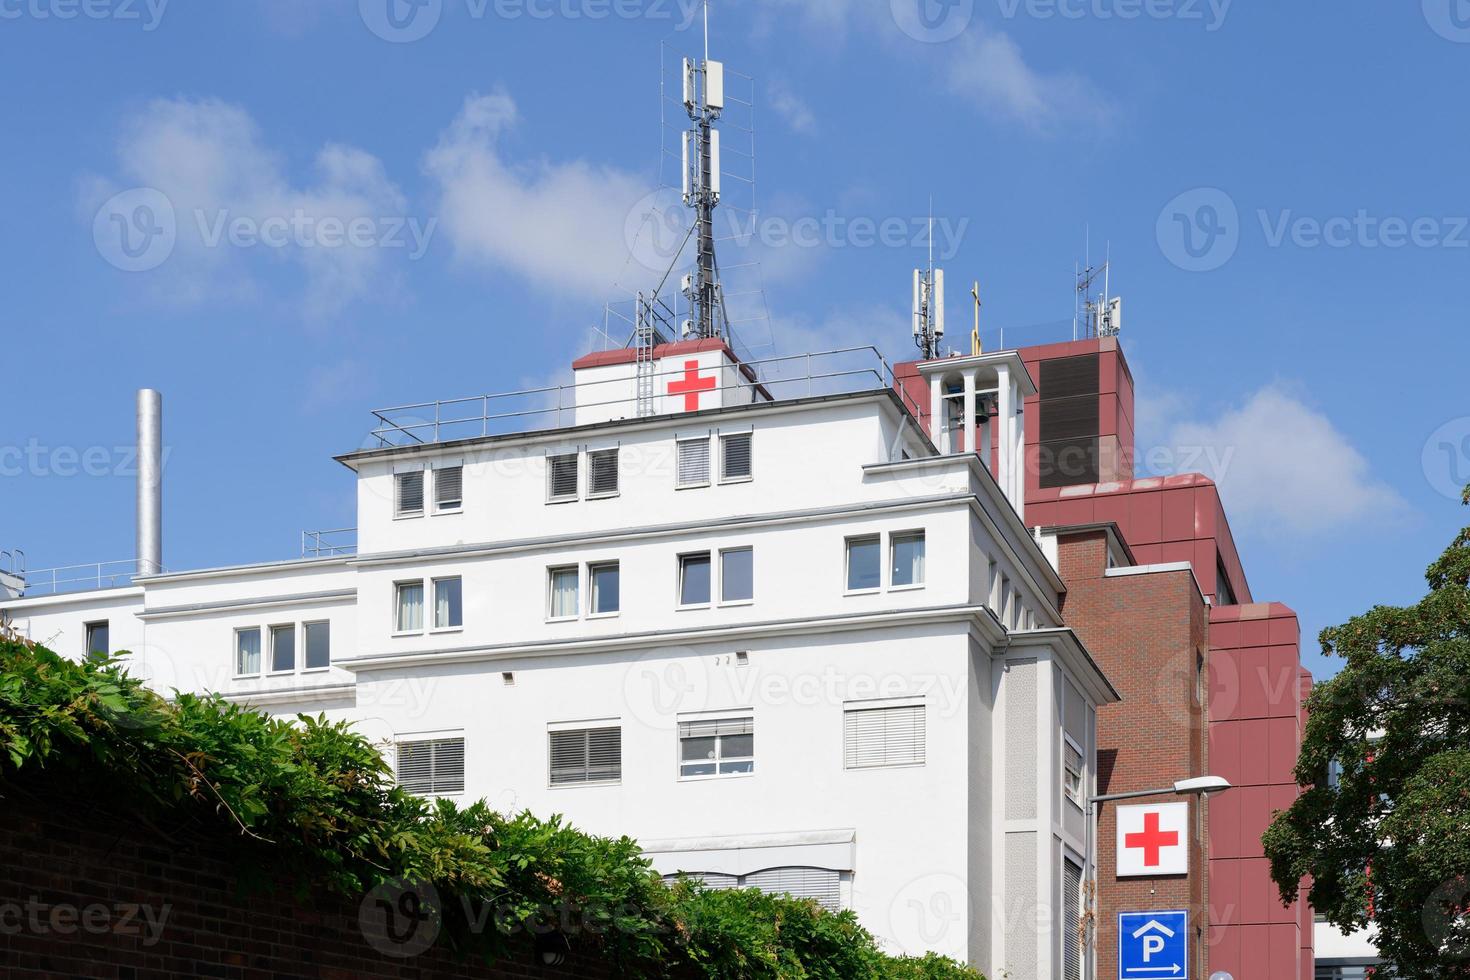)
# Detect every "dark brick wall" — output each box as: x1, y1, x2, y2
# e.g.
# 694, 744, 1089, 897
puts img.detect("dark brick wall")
0, 789, 611, 980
